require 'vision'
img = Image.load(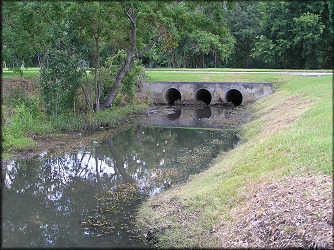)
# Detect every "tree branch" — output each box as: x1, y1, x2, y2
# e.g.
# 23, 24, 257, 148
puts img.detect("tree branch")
30, 6, 56, 30
133, 34, 160, 61
125, 8, 137, 25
